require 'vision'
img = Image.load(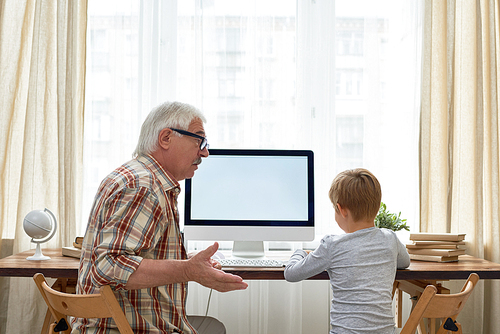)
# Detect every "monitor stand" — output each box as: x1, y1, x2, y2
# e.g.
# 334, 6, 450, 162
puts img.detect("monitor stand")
231, 241, 265, 259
